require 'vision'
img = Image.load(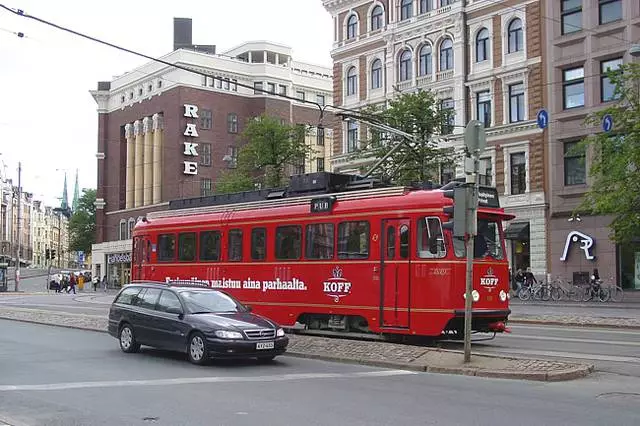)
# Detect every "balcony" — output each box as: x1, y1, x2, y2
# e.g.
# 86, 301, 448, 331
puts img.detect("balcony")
437, 70, 454, 81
